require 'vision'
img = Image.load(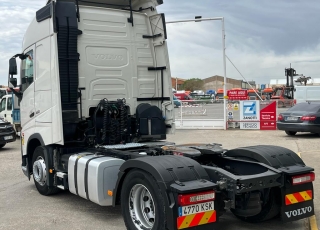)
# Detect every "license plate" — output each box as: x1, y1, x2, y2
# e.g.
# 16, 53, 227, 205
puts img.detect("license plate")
179, 201, 214, 216
286, 117, 298, 121
4, 136, 13, 140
